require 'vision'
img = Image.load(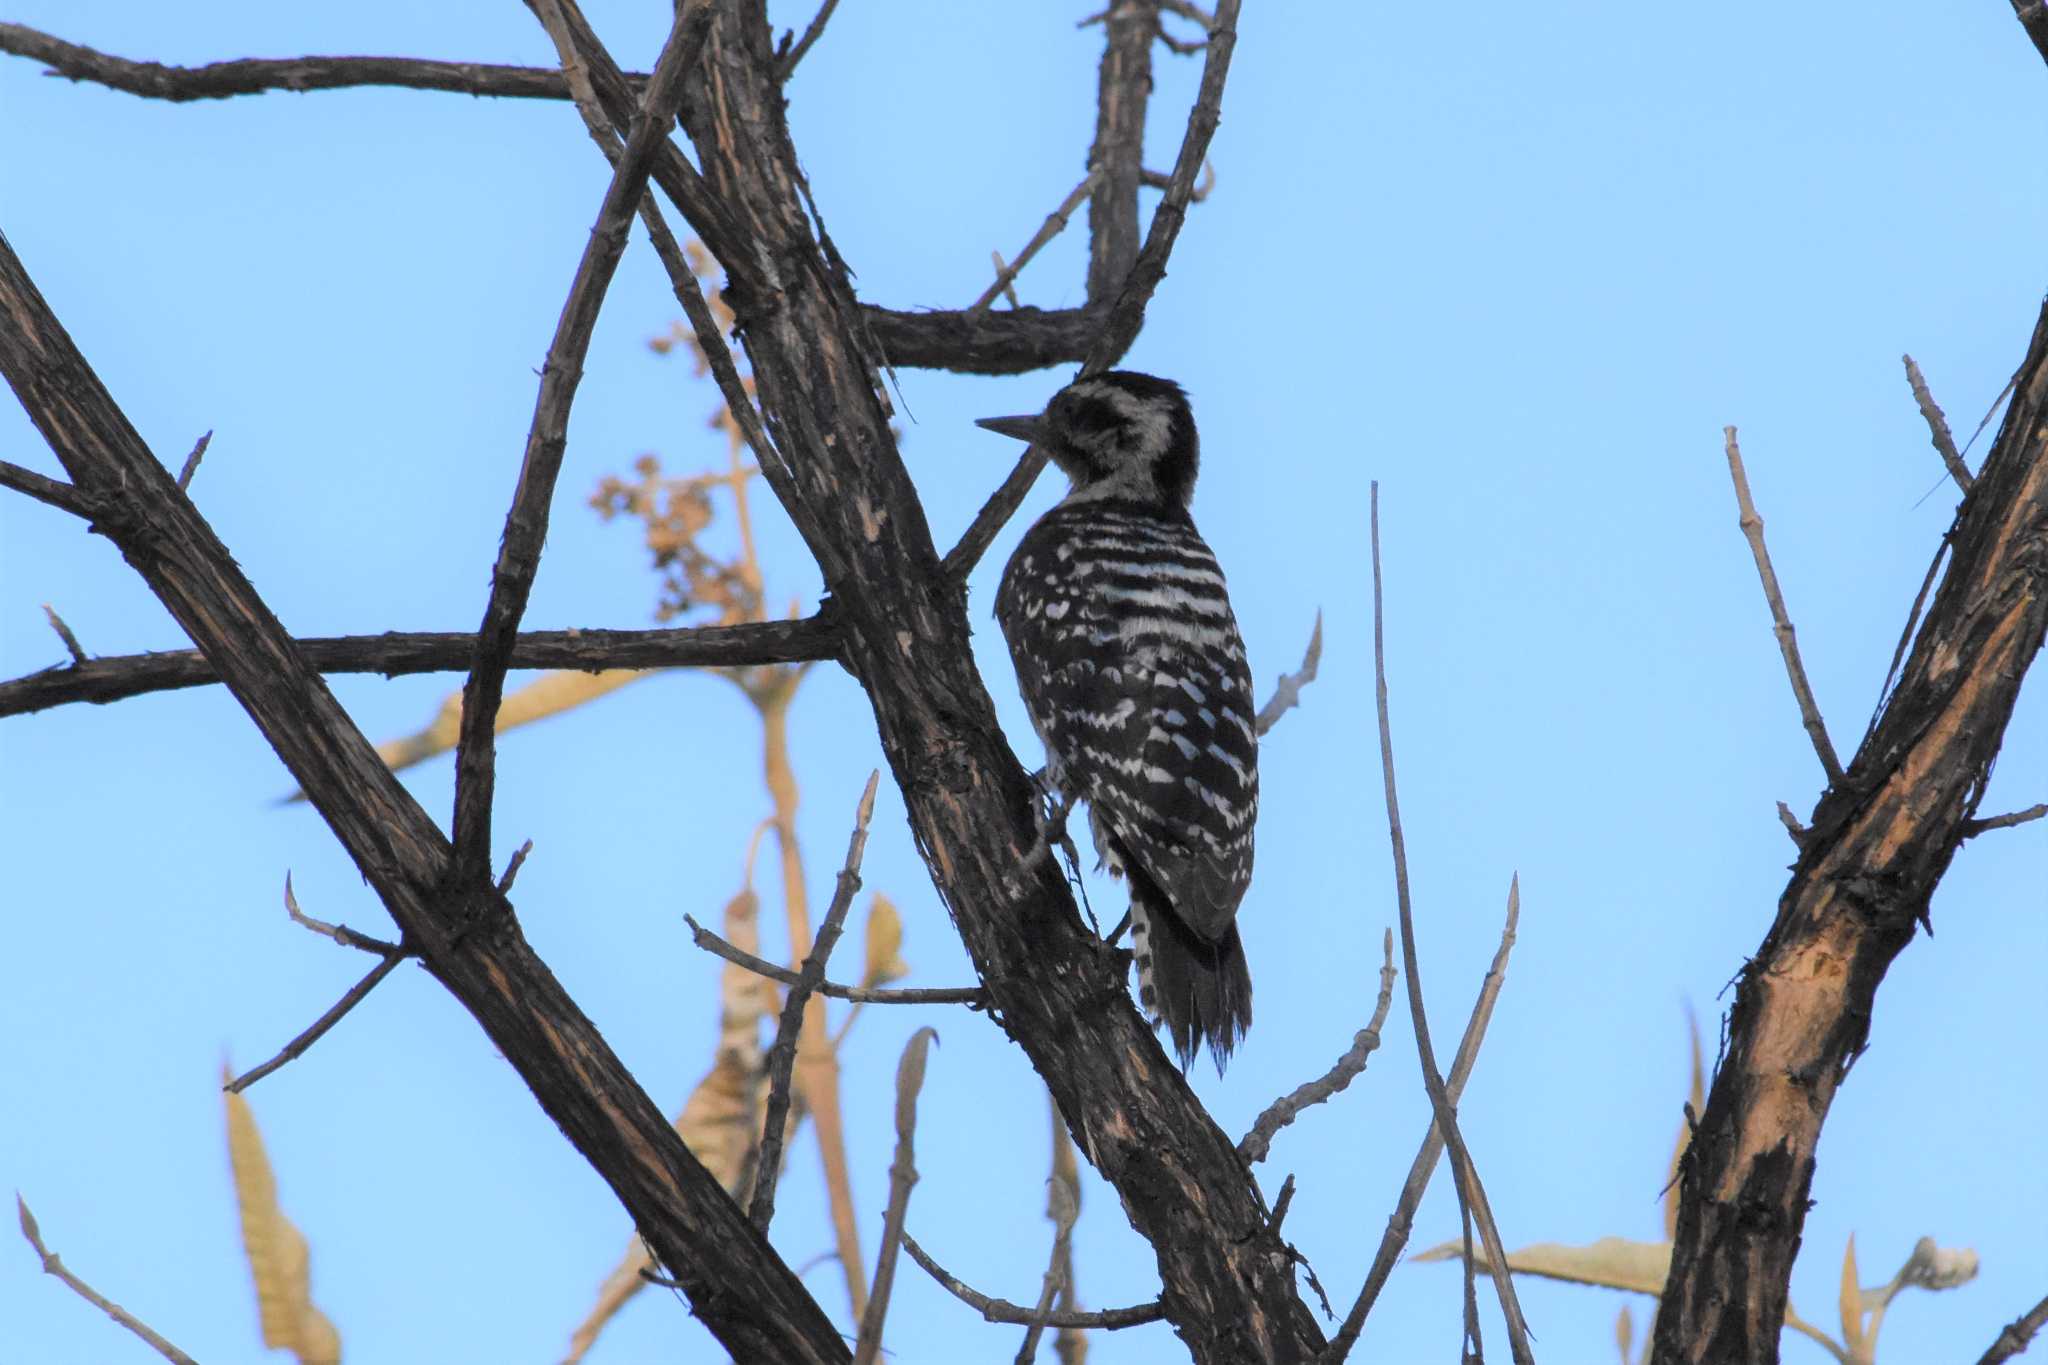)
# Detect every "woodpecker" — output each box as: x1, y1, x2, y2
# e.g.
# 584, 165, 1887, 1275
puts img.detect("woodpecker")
981, 371, 1258, 1071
